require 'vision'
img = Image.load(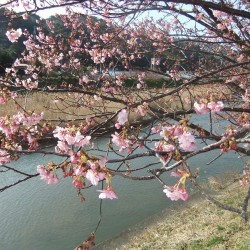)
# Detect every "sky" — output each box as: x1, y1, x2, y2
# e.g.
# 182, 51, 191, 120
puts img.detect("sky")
1, 0, 193, 28
37, 7, 67, 18
1, 1, 162, 19
1, 0, 71, 18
